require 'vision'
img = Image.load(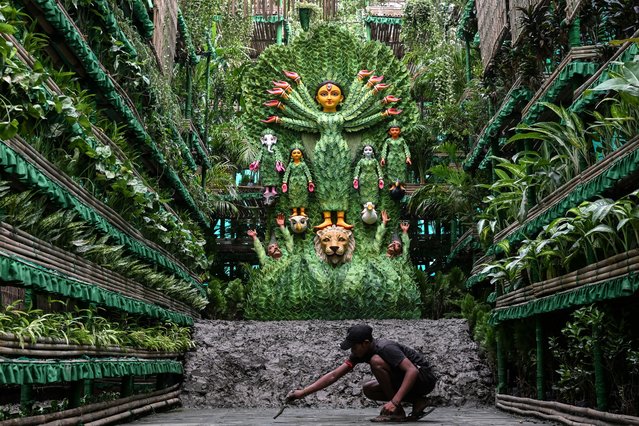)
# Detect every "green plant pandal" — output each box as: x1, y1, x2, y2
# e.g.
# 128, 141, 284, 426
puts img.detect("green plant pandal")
0, 300, 194, 352
0, 188, 208, 310
479, 190, 639, 293
0, 17, 210, 271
